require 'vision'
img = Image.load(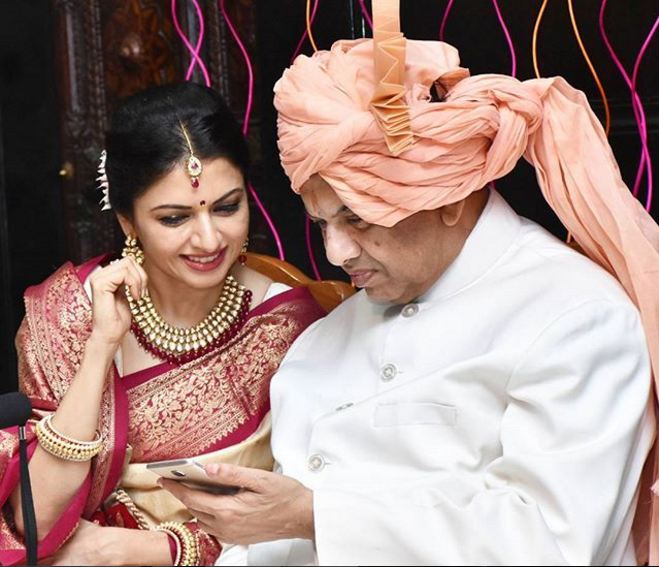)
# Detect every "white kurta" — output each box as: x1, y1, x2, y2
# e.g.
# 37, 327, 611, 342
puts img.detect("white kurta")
225, 190, 654, 566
